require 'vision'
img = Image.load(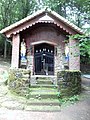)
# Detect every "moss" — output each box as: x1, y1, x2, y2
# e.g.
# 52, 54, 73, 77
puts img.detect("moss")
57, 70, 81, 98
8, 68, 31, 97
